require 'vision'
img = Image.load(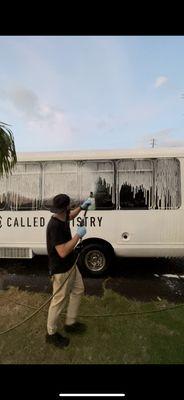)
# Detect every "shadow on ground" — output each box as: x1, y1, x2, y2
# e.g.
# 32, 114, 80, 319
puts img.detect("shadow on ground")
1, 256, 184, 302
